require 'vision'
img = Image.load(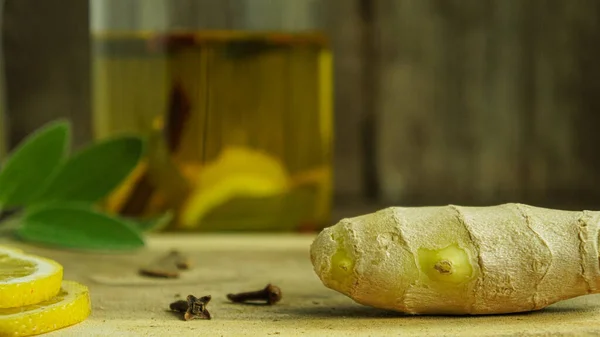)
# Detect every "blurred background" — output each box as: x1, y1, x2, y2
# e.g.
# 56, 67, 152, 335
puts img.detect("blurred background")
1, 0, 600, 231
